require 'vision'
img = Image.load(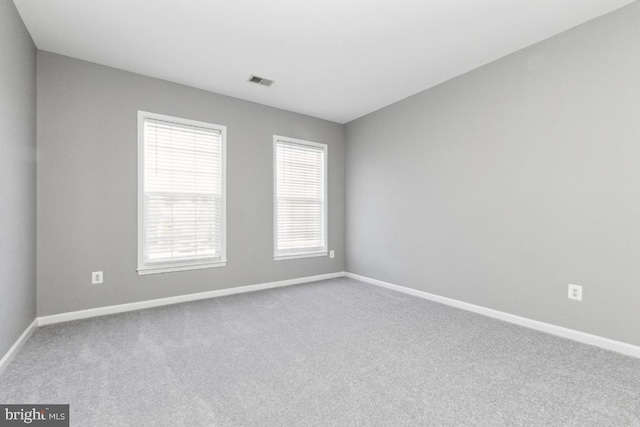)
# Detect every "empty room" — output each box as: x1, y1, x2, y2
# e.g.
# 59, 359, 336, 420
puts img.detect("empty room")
2, 0, 640, 425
